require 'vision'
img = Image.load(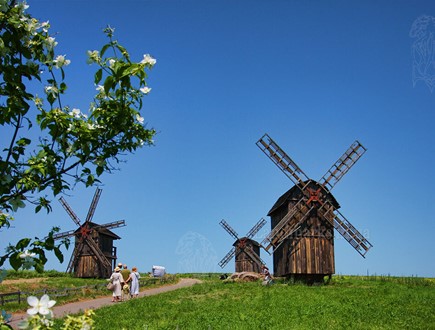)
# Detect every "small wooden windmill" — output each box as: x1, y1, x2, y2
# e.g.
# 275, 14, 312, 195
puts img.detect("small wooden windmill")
53, 188, 126, 278
256, 134, 372, 283
218, 218, 267, 273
